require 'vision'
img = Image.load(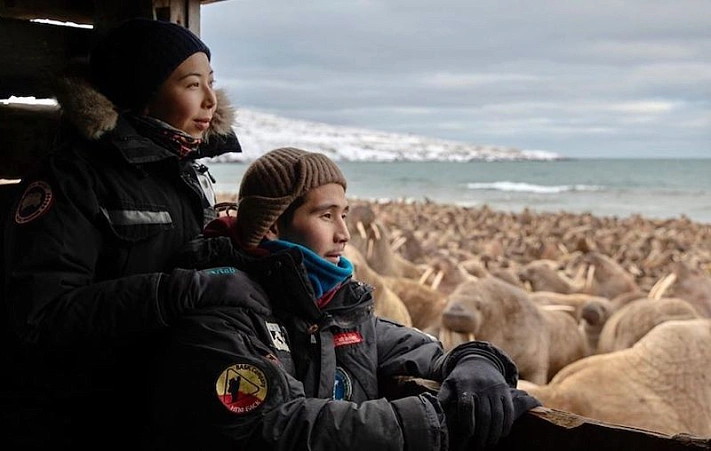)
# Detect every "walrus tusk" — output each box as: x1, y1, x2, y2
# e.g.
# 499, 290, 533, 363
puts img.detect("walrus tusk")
572, 264, 587, 288
370, 222, 381, 241
431, 269, 445, 291
366, 239, 374, 260
438, 329, 474, 350
438, 328, 453, 350
585, 264, 596, 292
356, 221, 367, 239
649, 272, 677, 300
419, 266, 435, 285
541, 304, 576, 312
391, 235, 407, 252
